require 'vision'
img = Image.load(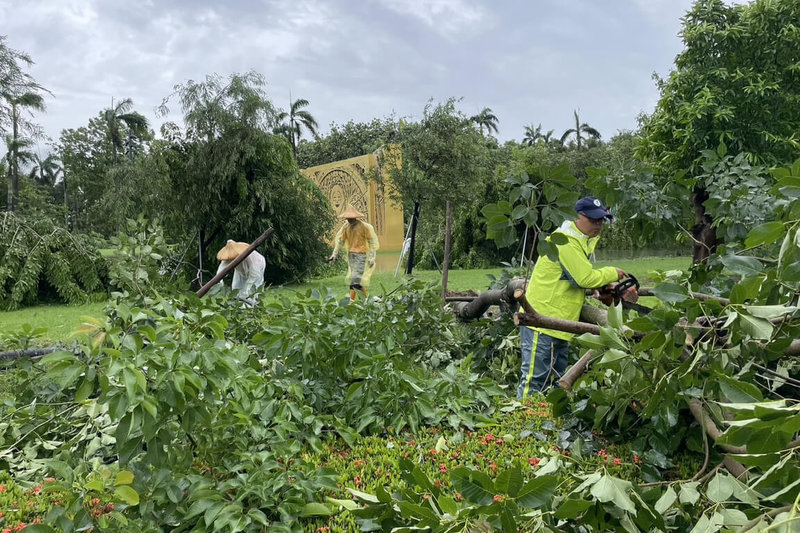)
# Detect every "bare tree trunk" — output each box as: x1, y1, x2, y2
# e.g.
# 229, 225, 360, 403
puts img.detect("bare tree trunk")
691, 187, 717, 264
442, 201, 452, 300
